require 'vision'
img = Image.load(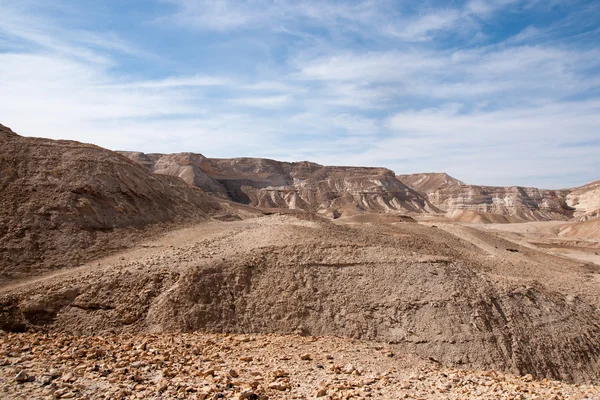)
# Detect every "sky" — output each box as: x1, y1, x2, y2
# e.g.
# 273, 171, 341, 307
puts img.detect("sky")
0, 0, 599, 188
